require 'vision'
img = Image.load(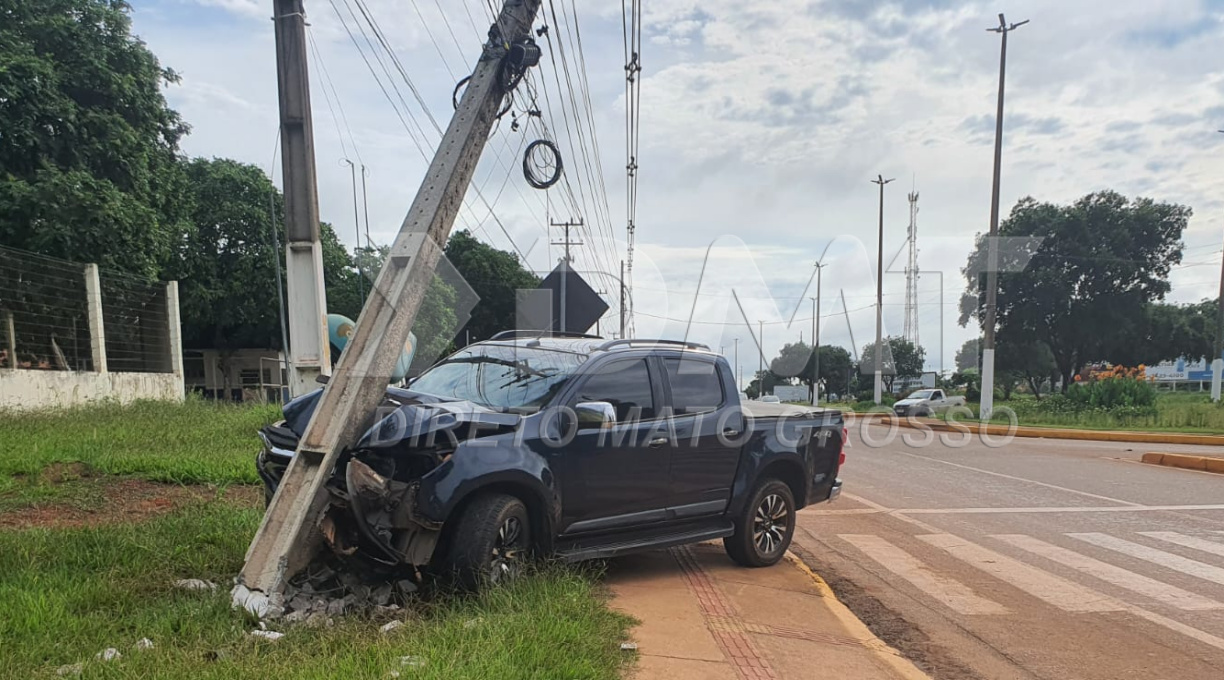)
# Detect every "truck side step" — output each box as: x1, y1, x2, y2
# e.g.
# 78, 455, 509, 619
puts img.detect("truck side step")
556, 521, 735, 562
